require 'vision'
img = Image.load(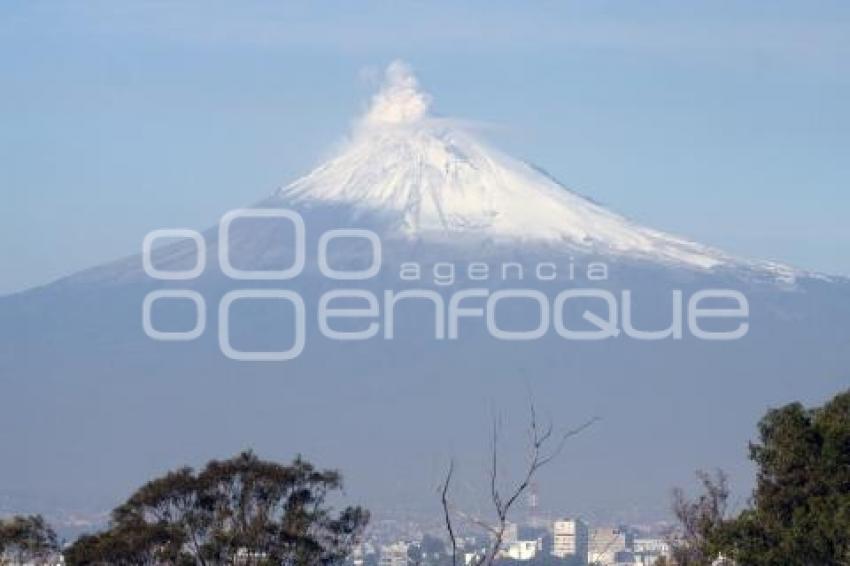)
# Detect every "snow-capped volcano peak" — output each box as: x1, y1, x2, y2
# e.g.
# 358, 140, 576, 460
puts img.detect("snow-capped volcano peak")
273, 62, 796, 276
